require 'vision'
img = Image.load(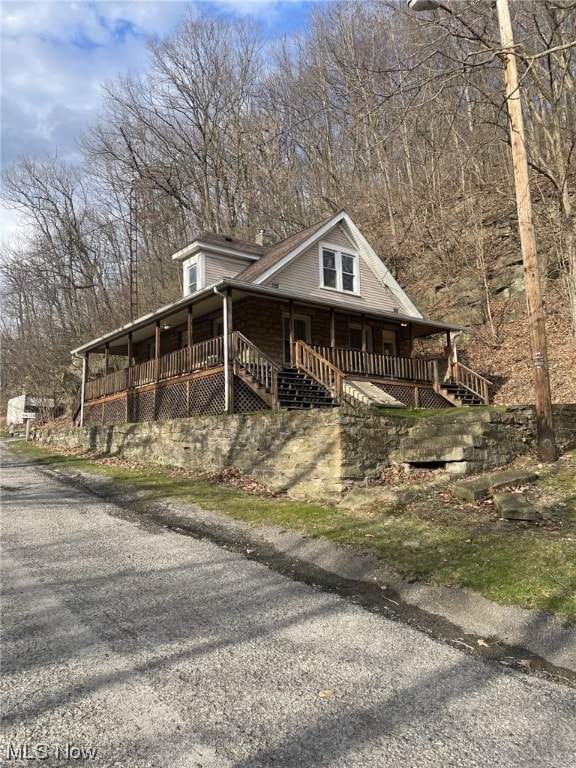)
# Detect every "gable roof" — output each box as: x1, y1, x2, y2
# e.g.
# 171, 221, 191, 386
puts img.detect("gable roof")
235, 213, 338, 283
237, 211, 422, 318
